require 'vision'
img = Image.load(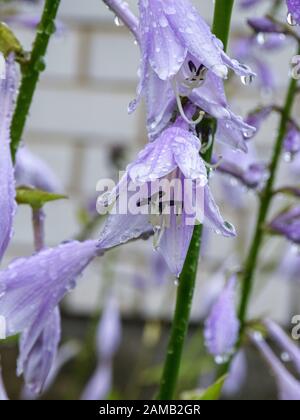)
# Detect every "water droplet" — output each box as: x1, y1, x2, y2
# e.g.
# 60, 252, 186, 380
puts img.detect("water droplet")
34, 57, 46, 72
240, 75, 254, 86
114, 16, 124, 27
287, 12, 297, 26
